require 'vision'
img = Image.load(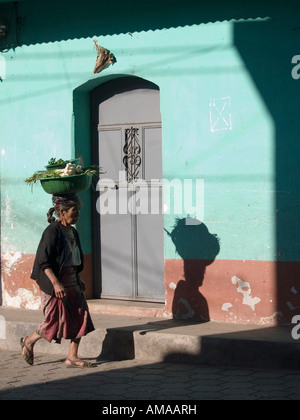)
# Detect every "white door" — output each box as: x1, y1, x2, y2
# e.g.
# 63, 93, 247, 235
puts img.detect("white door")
91, 77, 164, 302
